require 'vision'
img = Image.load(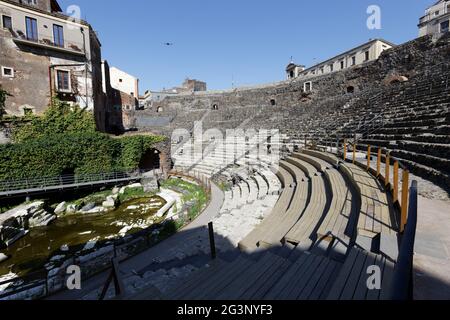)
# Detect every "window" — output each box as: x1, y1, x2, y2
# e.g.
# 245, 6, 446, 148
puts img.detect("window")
340, 60, 345, 69
1, 67, 14, 78
53, 24, 64, 47
441, 20, 449, 33
2, 15, 12, 30
56, 70, 70, 92
25, 0, 38, 5
303, 82, 312, 92
365, 51, 370, 61
270, 99, 276, 106
320, 67, 324, 74
351, 56, 356, 66
329, 64, 334, 72
119, 79, 123, 83
25, 17, 38, 41
435, 10, 440, 16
